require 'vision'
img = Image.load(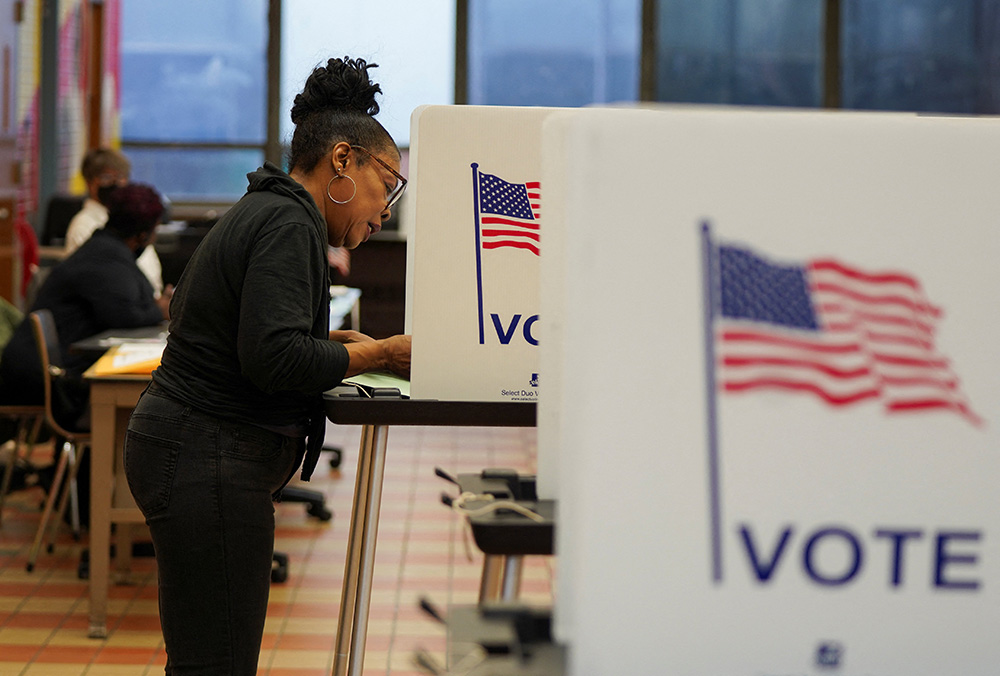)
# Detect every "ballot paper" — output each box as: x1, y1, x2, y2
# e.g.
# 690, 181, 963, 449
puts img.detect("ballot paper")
90, 342, 166, 376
